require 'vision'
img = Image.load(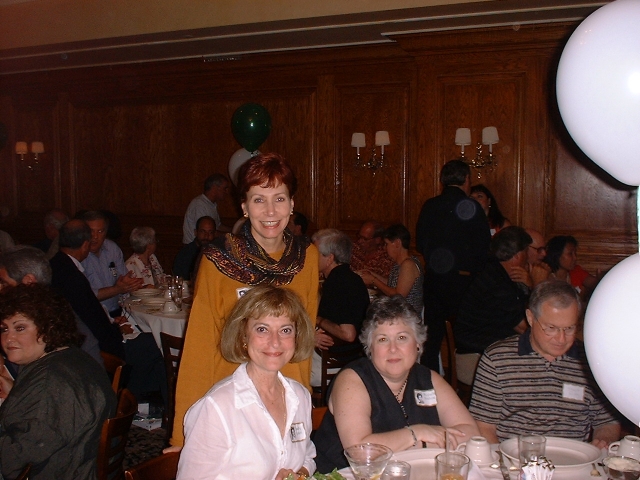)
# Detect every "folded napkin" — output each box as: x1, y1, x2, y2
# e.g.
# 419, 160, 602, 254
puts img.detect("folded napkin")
469, 458, 488, 480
